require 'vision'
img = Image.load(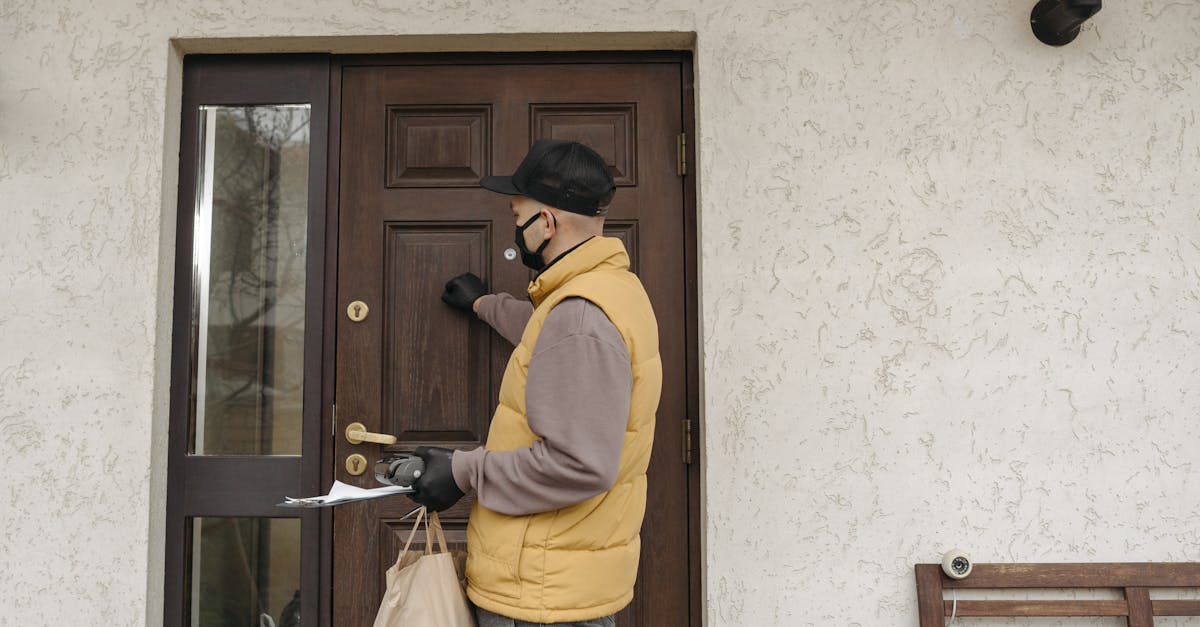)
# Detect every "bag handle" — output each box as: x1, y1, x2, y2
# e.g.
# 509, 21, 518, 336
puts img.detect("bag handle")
392, 507, 451, 566
427, 511, 450, 555
421, 512, 434, 556
393, 506, 427, 568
